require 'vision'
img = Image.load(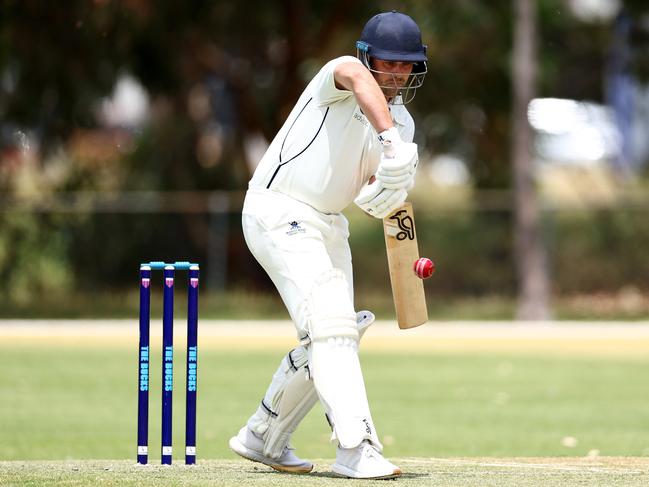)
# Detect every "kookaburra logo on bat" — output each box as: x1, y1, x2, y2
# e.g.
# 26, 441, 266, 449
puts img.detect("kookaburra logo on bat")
390, 210, 415, 241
